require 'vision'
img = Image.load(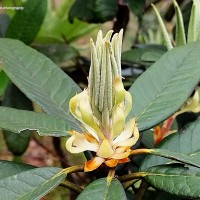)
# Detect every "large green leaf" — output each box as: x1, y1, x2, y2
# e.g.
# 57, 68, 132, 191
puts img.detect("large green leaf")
0, 161, 65, 200
141, 117, 200, 171
0, 107, 69, 137
128, 41, 200, 131
77, 178, 127, 200
0, 71, 9, 96
144, 165, 200, 198
0, 38, 81, 131
2, 84, 33, 155
68, 0, 118, 23
5, 0, 47, 45
146, 148, 200, 169
0, 160, 34, 179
